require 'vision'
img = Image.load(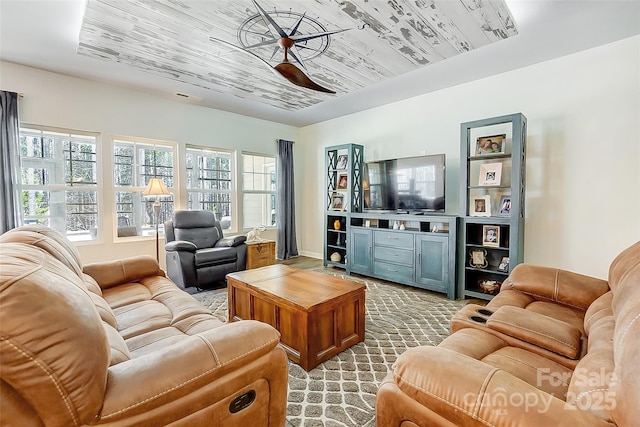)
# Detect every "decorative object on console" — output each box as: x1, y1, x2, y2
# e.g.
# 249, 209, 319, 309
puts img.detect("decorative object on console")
498, 256, 510, 272
478, 162, 503, 186
482, 225, 500, 247
337, 173, 348, 189
499, 195, 511, 216
336, 154, 348, 169
330, 192, 345, 211
469, 248, 488, 268
143, 177, 170, 262
478, 279, 501, 294
333, 219, 341, 230
470, 195, 491, 217
246, 225, 267, 243
330, 252, 342, 262
475, 134, 506, 155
